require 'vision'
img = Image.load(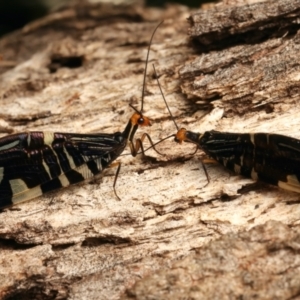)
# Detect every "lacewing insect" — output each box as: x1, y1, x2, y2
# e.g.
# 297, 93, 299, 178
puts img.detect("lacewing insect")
153, 64, 300, 194
0, 22, 163, 209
